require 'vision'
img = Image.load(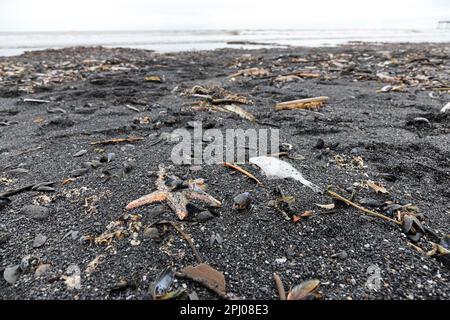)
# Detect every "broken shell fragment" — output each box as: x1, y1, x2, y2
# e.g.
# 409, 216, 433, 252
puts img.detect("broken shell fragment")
149, 267, 175, 300
287, 279, 320, 300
